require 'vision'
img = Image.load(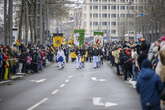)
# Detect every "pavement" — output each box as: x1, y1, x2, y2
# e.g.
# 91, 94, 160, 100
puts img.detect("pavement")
0, 61, 53, 85
0, 62, 141, 110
